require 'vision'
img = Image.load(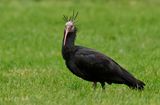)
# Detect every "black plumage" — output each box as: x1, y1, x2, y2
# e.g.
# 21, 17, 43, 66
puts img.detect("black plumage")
62, 13, 145, 90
